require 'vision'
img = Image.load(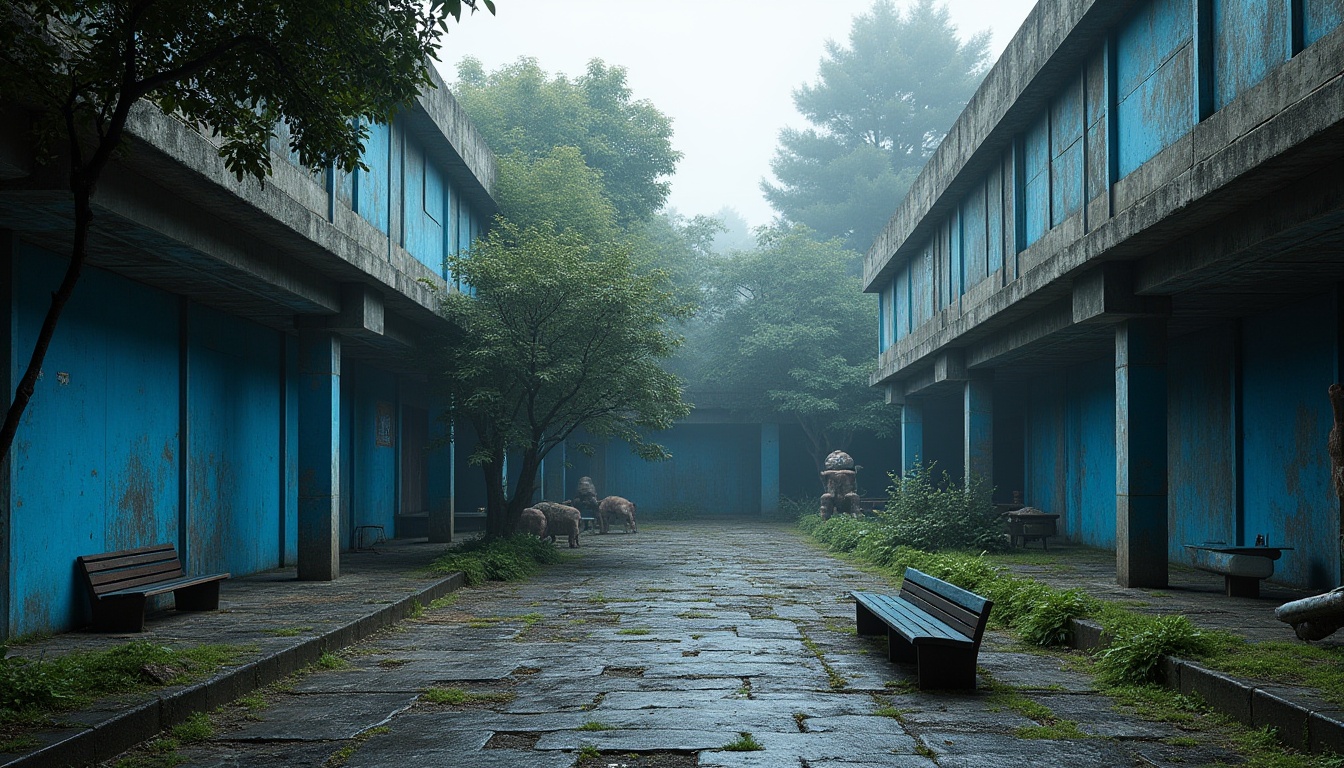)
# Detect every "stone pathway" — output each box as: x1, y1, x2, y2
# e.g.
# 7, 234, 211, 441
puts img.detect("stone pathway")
146, 523, 1239, 767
